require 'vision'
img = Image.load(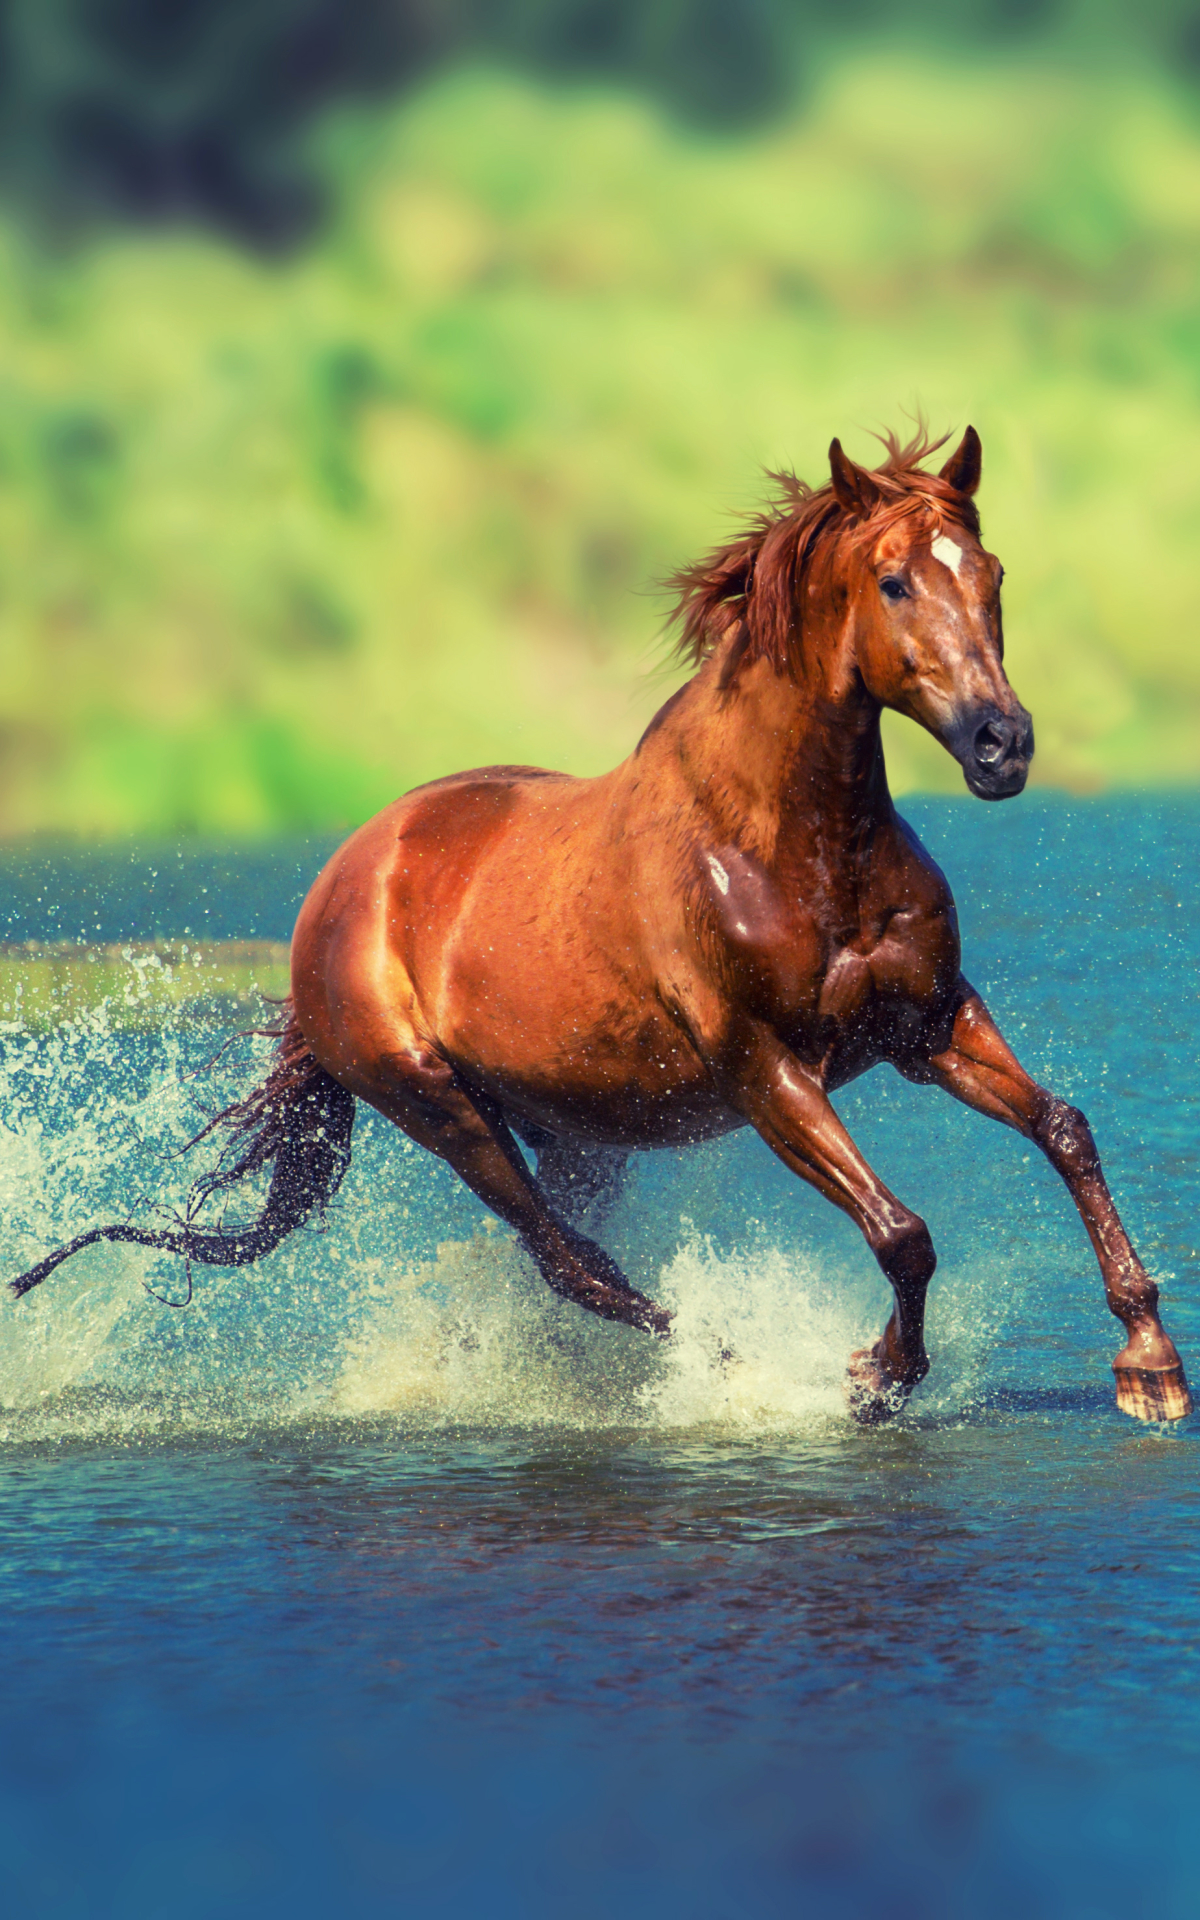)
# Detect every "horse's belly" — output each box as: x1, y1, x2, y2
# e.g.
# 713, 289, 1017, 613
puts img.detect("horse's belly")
437, 955, 728, 1146
494, 1075, 742, 1149
449, 1013, 732, 1147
